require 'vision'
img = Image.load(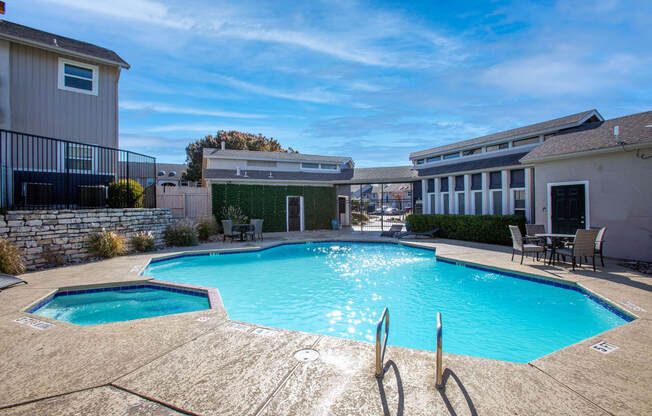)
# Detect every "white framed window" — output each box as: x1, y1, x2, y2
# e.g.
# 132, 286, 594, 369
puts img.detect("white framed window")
511, 189, 526, 217
455, 192, 465, 214
321, 163, 338, 170
490, 190, 502, 215
300, 162, 340, 171
472, 191, 483, 215
58, 58, 98, 95
441, 193, 450, 214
